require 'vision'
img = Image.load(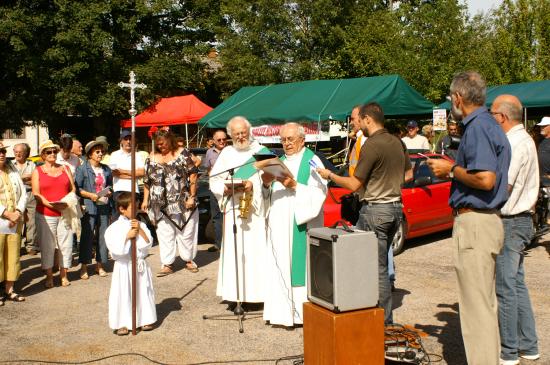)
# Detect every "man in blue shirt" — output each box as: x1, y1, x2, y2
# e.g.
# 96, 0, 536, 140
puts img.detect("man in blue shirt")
428, 71, 511, 365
